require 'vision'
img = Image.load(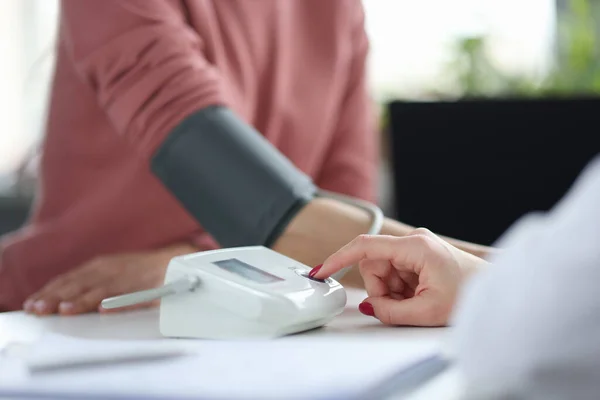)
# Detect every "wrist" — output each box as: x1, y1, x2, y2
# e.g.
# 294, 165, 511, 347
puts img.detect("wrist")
284, 197, 371, 236
273, 197, 372, 267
